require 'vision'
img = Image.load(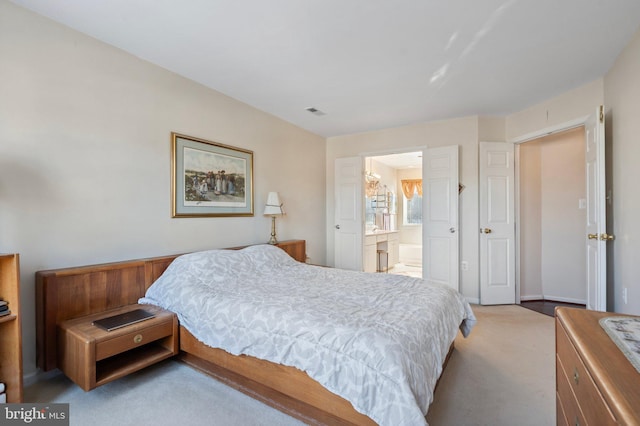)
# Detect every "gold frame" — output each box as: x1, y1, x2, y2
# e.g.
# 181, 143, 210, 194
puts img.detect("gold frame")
171, 132, 254, 217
